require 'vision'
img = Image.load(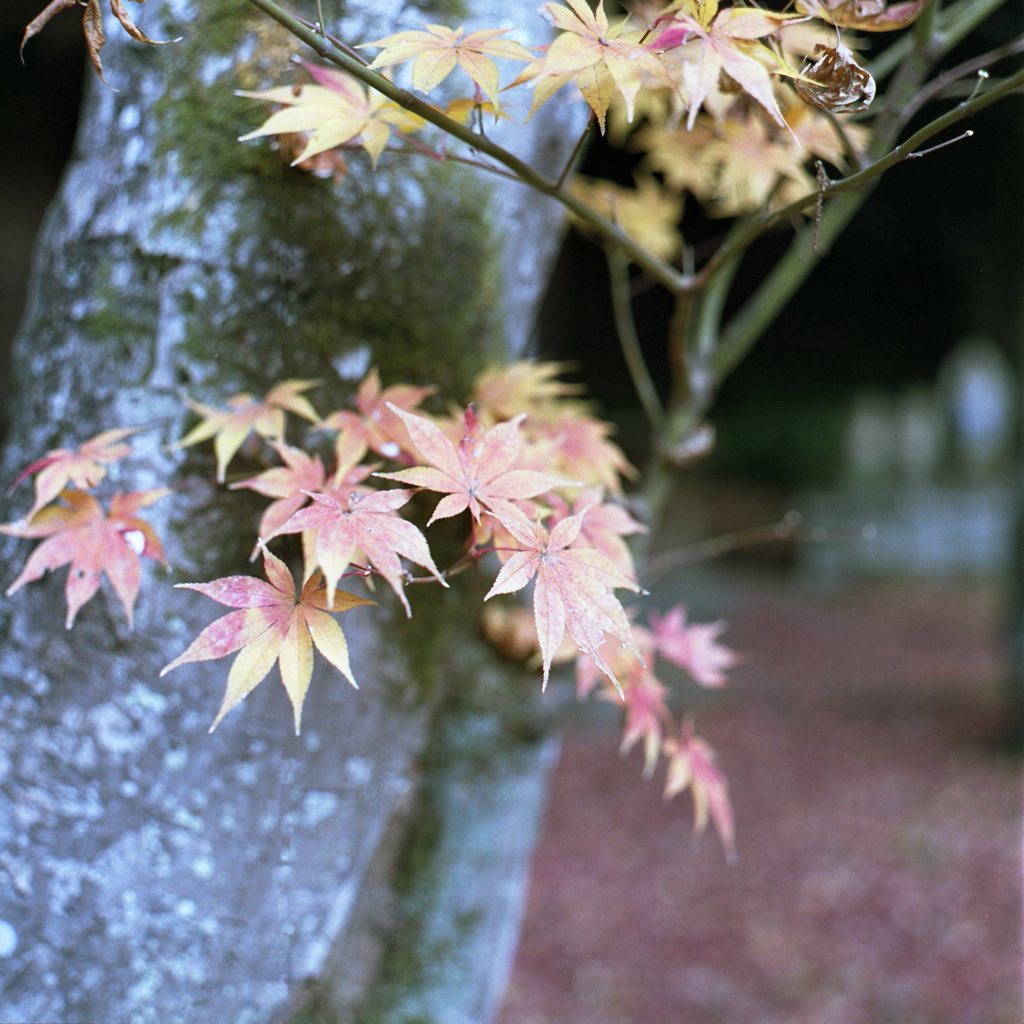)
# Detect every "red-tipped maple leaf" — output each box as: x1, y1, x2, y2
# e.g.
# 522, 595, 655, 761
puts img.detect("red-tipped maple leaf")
8, 427, 136, 521
268, 487, 445, 615
377, 404, 568, 524
484, 505, 642, 689
160, 547, 372, 733
320, 368, 435, 464
177, 380, 320, 483
649, 604, 741, 687
651, 1, 801, 128
664, 718, 736, 862
1, 488, 168, 628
